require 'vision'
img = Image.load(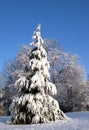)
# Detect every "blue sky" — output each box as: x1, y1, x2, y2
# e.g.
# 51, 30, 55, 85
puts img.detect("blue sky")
0, 0, 89, 74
